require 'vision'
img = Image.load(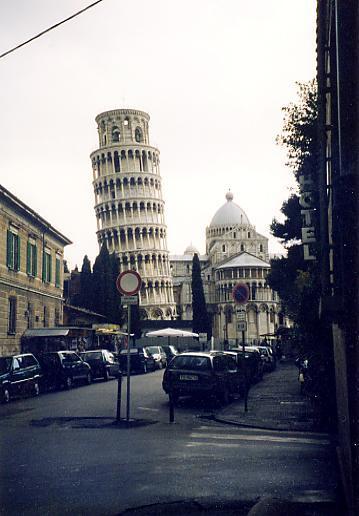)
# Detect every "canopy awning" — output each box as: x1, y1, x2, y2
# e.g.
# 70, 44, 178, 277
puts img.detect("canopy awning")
146, 327, 199, 338
23, 328, 70, 338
